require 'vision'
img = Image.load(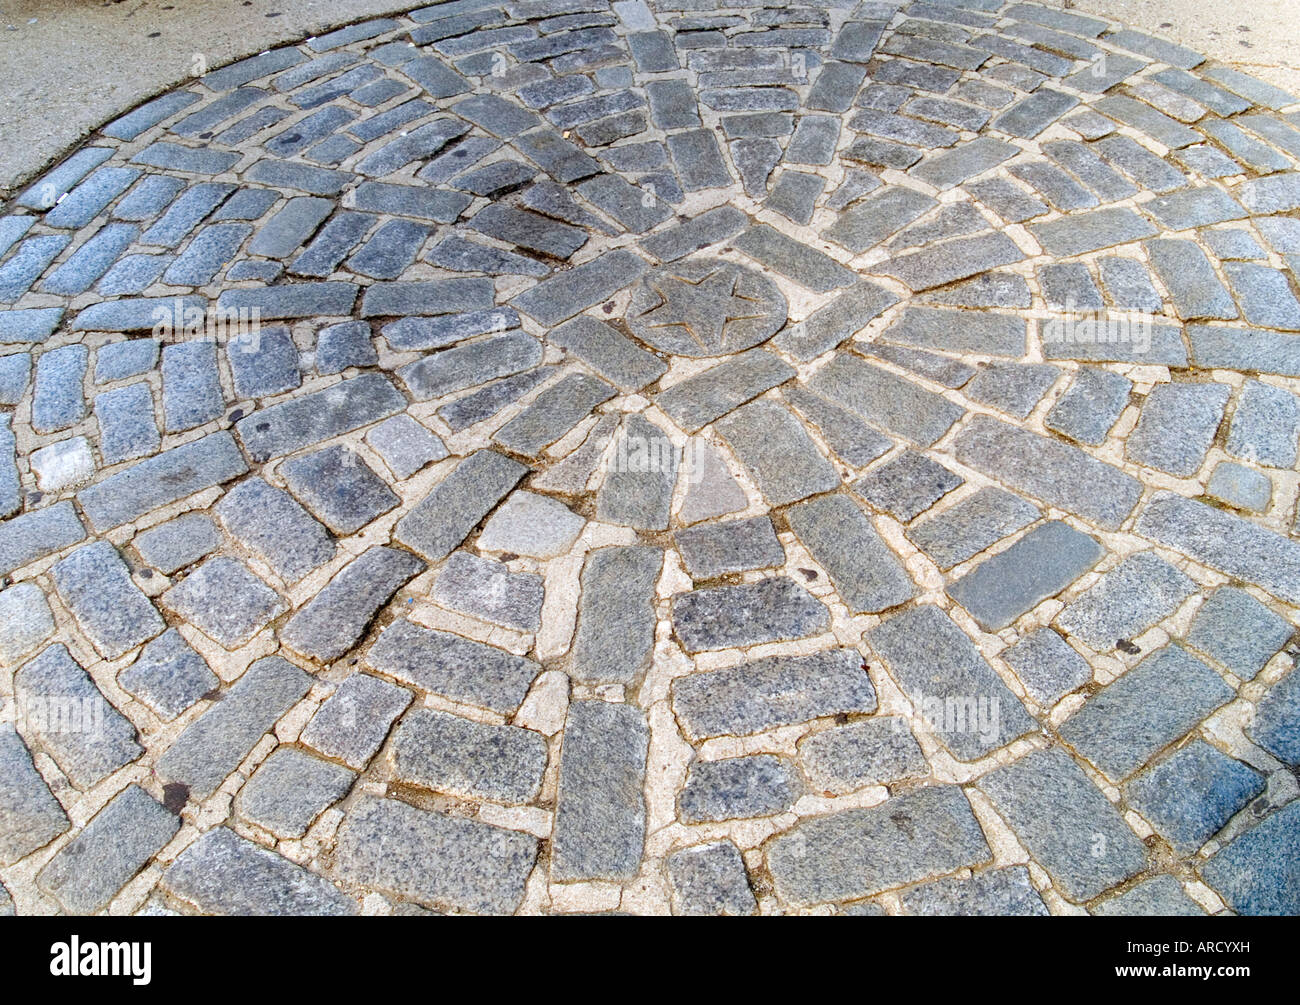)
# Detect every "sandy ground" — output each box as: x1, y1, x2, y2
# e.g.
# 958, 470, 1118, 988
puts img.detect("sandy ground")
0, 0, 1296, 195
